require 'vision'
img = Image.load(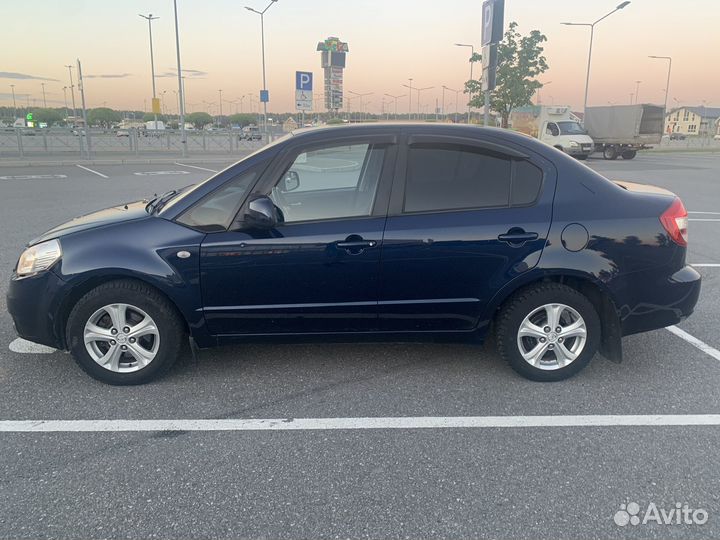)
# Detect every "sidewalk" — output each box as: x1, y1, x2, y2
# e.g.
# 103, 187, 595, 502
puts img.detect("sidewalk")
0, 152, 251, 167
